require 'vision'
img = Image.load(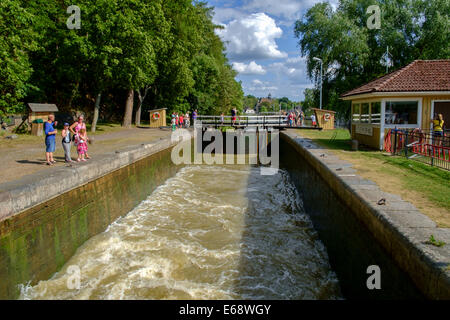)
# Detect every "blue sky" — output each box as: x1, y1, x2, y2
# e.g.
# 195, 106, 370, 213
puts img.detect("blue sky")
206, 0, 338, 101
